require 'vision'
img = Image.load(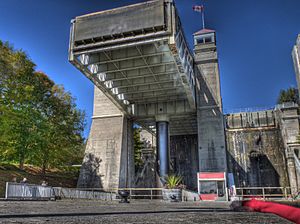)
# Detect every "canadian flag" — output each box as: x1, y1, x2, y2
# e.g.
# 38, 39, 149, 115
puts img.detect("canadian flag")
193, 5, 204, 12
